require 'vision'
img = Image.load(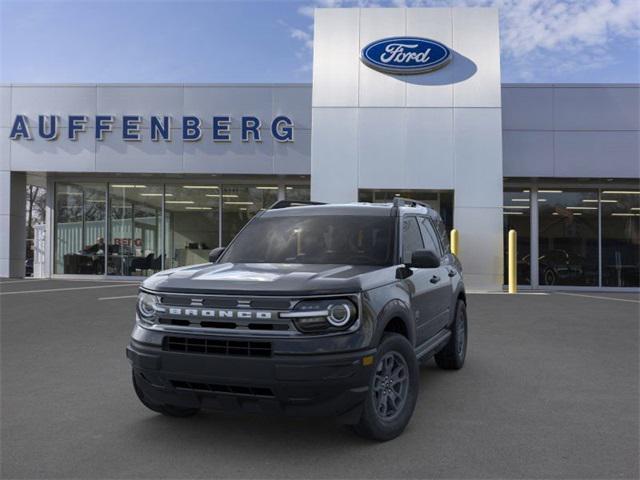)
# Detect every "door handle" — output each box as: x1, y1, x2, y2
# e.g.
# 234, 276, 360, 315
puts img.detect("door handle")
430, 275, 440, 284
448, 269, 457, 277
